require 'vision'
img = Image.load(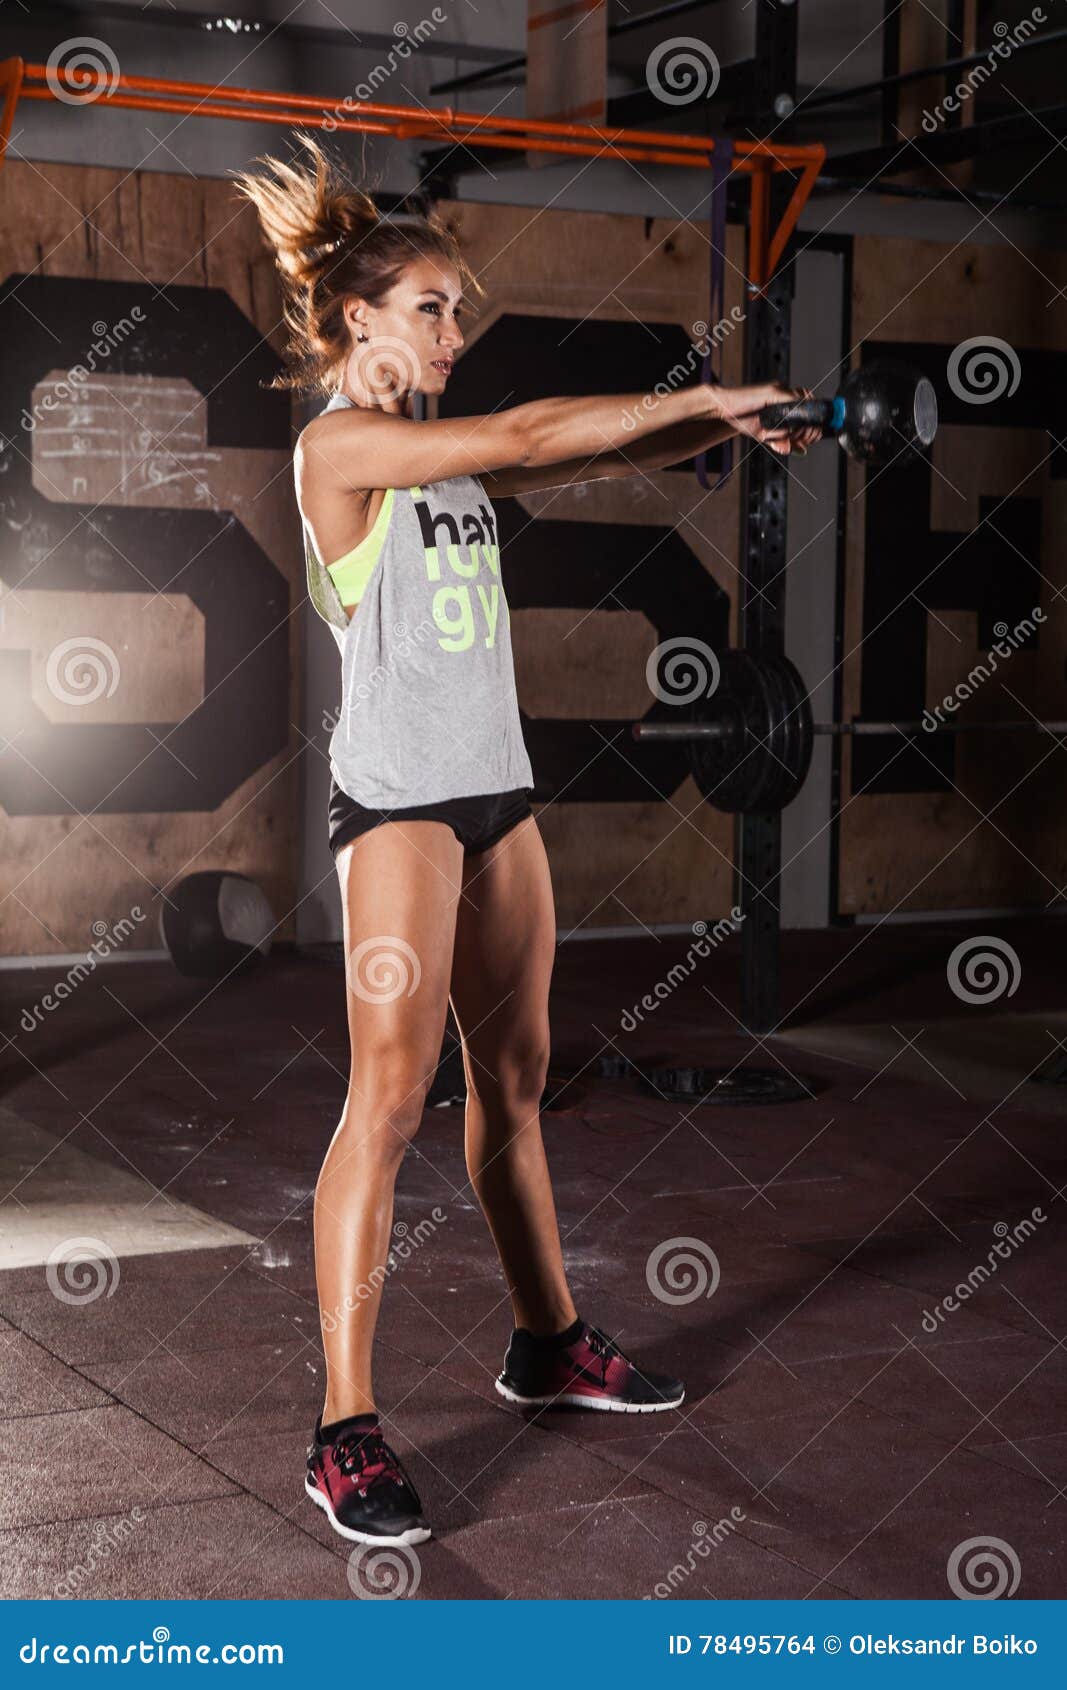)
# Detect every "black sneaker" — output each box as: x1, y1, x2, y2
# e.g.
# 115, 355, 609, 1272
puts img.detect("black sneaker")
496, 1319, 685, 1413
305, 1416, 431, 1546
